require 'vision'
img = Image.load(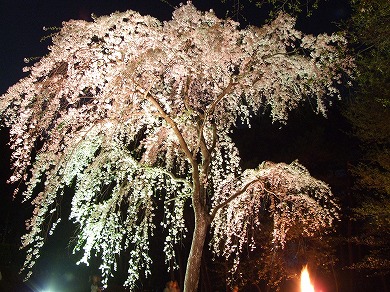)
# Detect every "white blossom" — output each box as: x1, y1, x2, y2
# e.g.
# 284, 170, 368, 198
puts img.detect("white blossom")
0, 2, 353, 290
